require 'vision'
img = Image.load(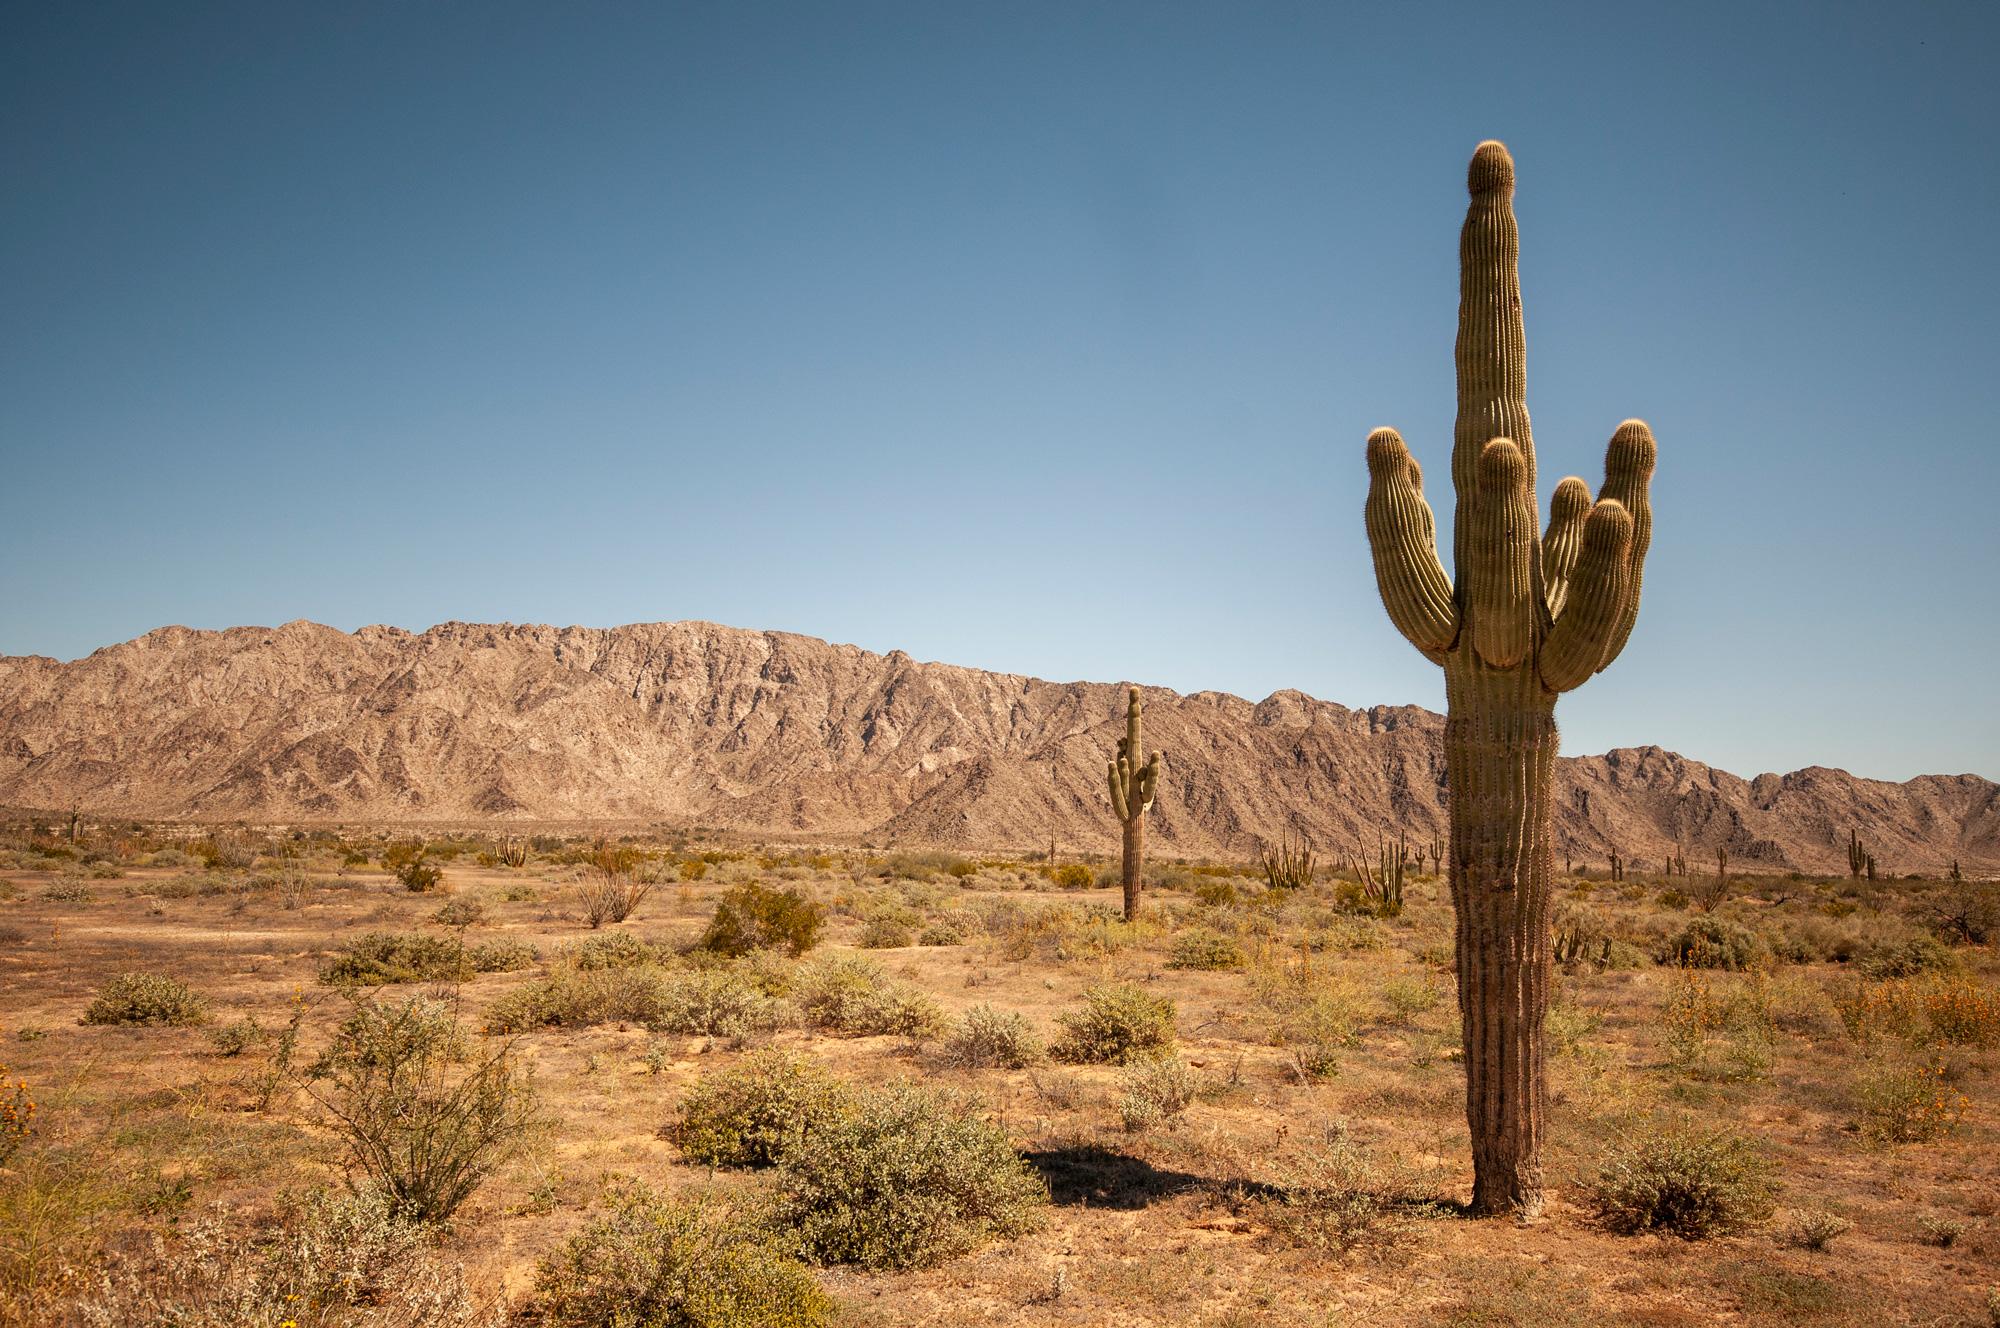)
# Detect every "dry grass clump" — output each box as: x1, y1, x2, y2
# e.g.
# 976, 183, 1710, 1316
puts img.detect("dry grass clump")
1261, 1128, 1442, 1254
698, 883, 825, 958
771, 1082, 1045, 1270
529, 1183, 834, 1328
1584, 1124, 1777, 1239
66, 1190, 501, 1327
937, 1005, 1043, 1069
1776, 1207, 1853, 1251
1118, 1054, 1201, 1132
666, 1050, 852, 1168
79, 973, 209, 1027
1051, 983, 1176, 1064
